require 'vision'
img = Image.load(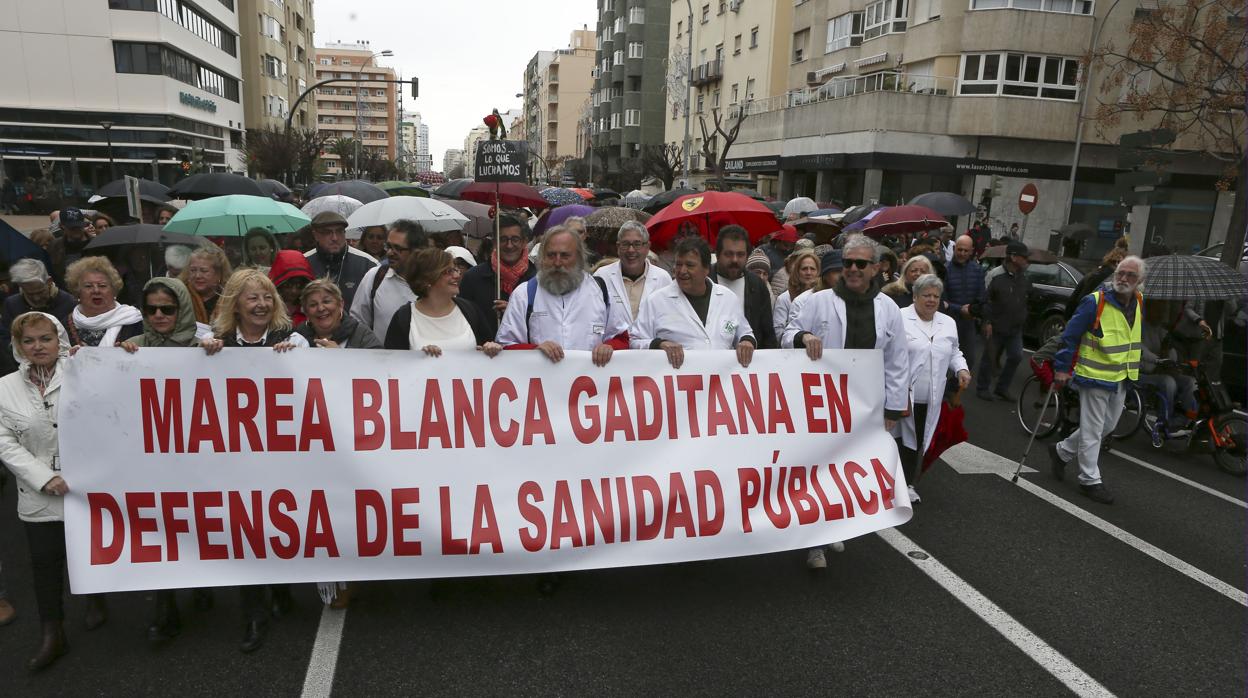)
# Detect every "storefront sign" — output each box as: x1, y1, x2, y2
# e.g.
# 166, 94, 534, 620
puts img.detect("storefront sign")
179, 92, 218, 113
724, 155, 781, 173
